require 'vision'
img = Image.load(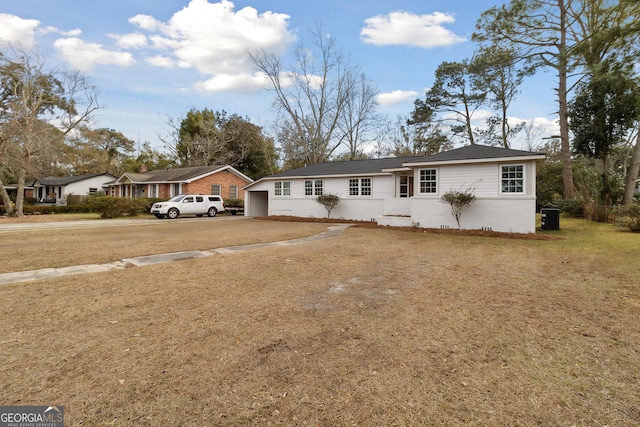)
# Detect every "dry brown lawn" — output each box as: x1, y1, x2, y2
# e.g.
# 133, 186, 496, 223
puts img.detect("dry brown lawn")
1, 216, 639, 426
